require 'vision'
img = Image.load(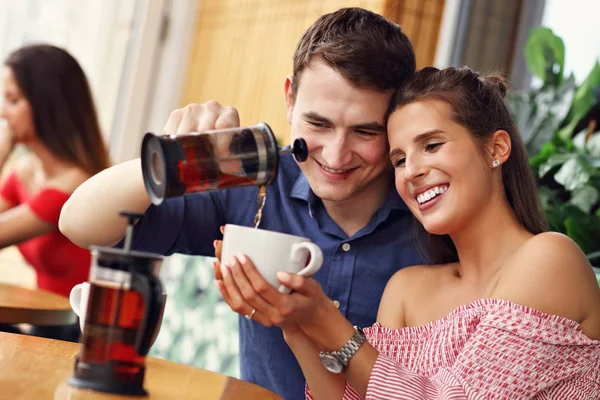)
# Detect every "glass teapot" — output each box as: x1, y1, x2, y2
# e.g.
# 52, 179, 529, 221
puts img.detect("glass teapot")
68, 212, 165, 396
141, 122, 308, 204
